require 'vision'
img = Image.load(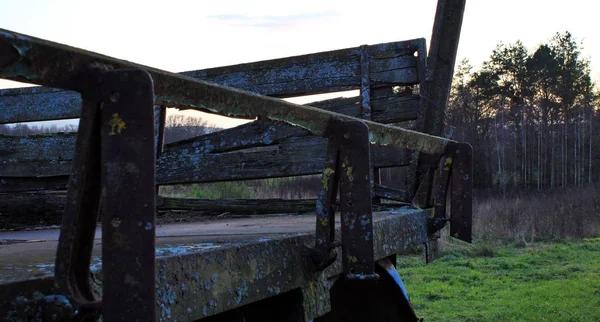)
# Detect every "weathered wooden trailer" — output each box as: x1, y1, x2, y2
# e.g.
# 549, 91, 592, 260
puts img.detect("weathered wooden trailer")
0, 0, 470, 321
